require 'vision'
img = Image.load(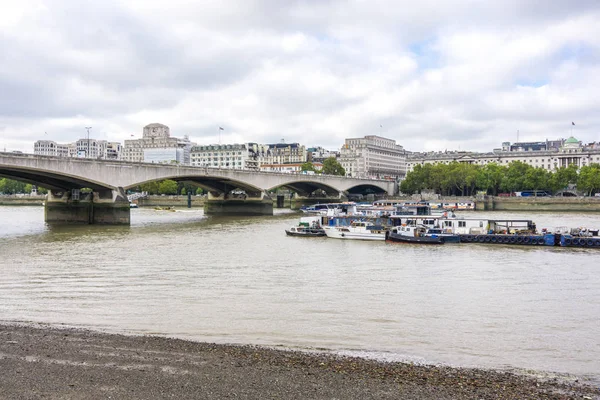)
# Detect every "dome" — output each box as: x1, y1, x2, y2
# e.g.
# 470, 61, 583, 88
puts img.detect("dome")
565, 136, 579, 144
